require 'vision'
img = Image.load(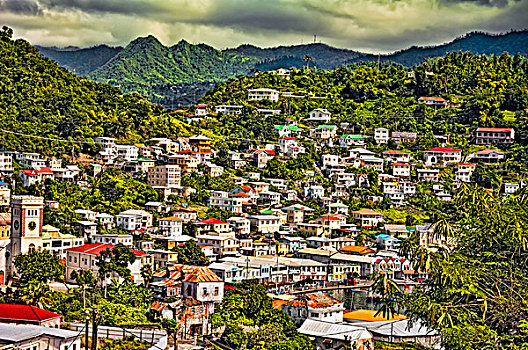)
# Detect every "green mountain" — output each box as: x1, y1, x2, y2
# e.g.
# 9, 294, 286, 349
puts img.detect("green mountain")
356, 31, 528, 66
36, 30, 528, 106
88, 35, 260, 103
0, 28, 202, 156
35, 44, 122, 76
